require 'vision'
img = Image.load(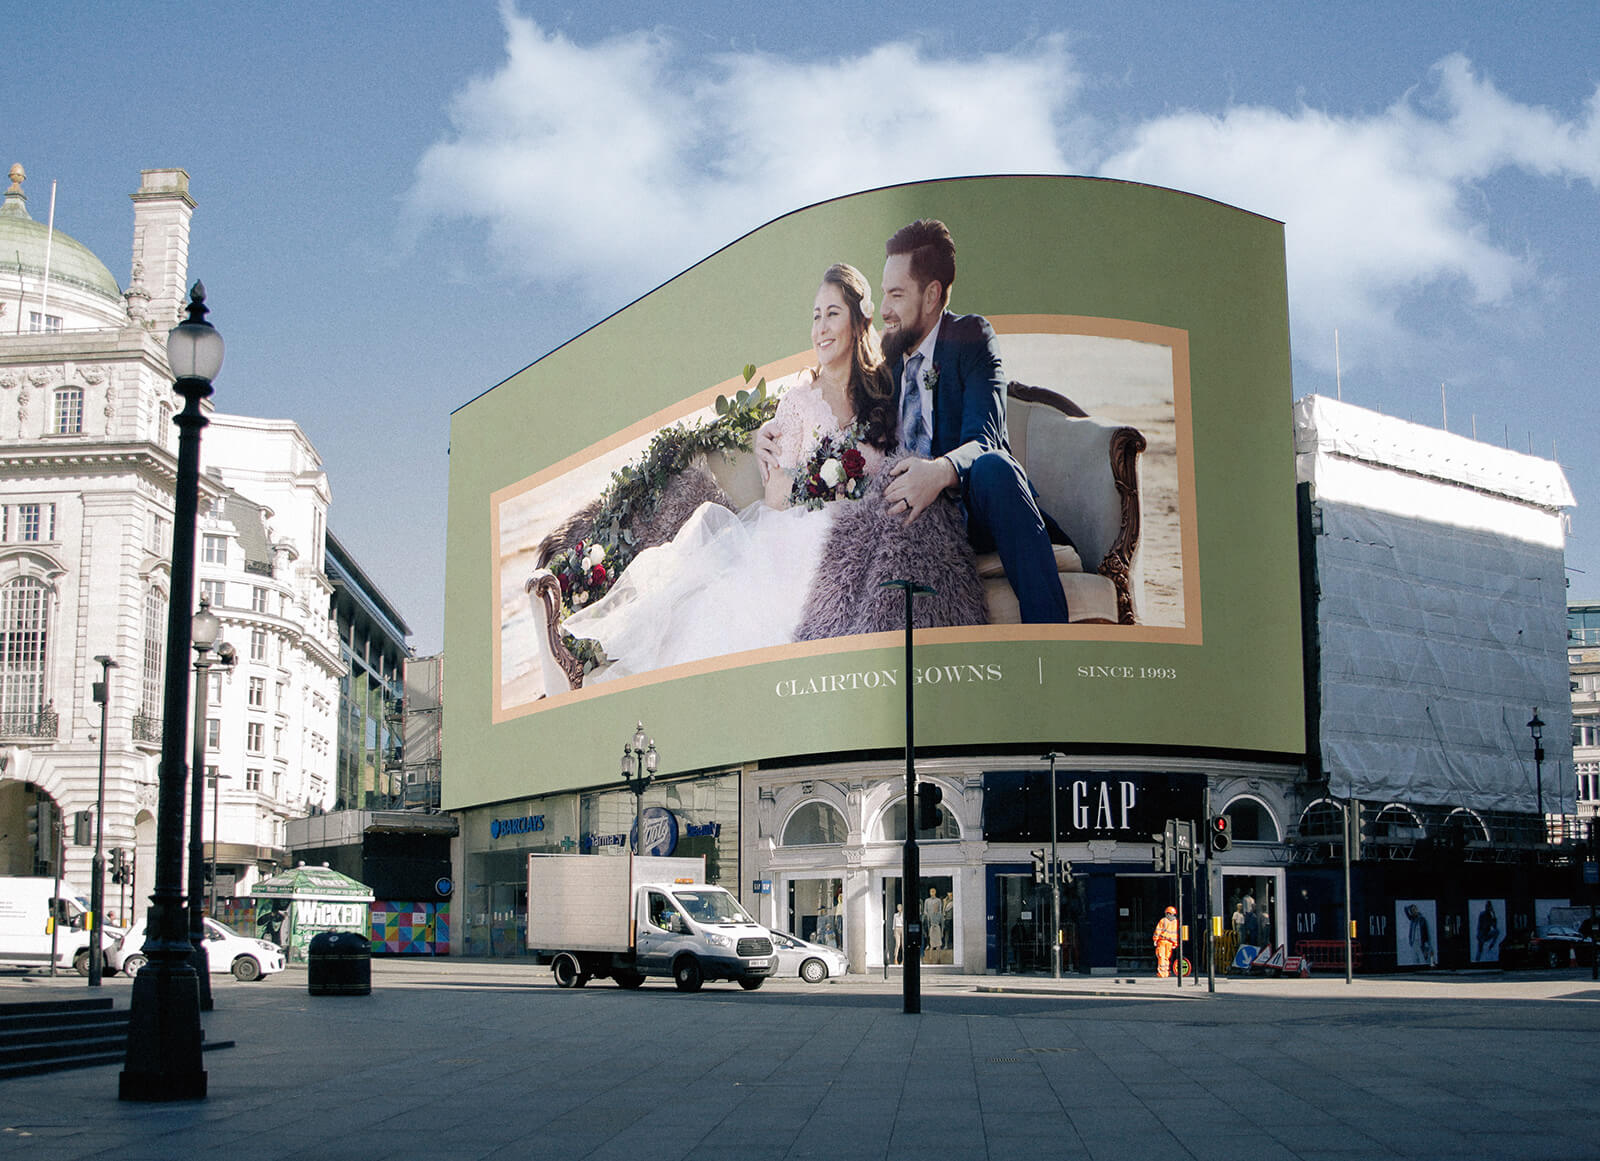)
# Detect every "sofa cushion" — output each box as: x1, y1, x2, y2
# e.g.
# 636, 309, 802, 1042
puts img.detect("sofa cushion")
984, 572, 1118, 625
974, 544, 1083, 579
